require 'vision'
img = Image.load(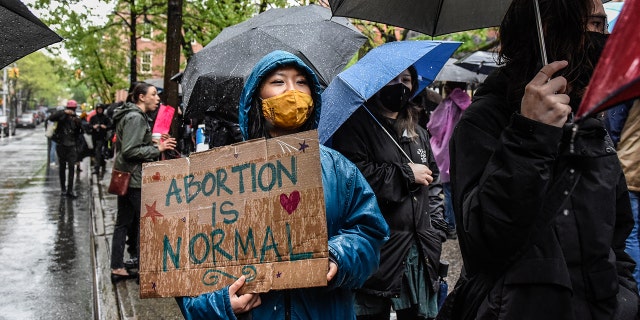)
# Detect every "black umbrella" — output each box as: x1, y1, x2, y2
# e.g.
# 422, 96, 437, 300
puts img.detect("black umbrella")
454, 51, 503, 75
328, 0, 512, 36
436, 58, 488, 84
181, 4, 365, 120
0, 0, 63, 69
